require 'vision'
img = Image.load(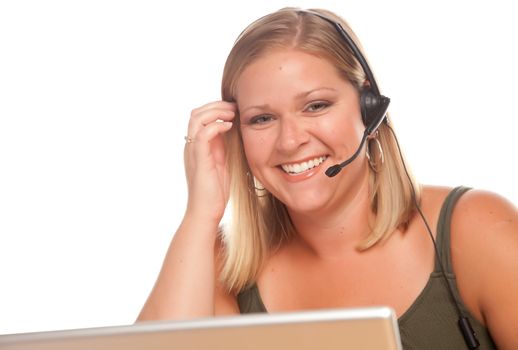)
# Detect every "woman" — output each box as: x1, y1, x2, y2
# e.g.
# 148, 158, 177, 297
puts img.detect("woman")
138, 8, 517, 349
